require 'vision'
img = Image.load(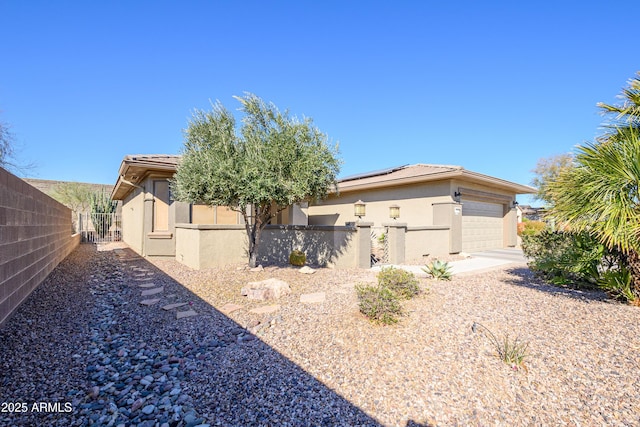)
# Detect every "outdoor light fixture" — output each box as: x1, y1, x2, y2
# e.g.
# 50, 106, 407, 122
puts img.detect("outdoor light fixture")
513, 200, 519, 208
454, 191, 461, 199
354, 200, 366, 219
389, 204, 400, 219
